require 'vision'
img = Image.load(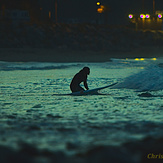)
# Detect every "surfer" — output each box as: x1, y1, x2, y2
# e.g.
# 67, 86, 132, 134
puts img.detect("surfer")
70, 67, 90, 92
